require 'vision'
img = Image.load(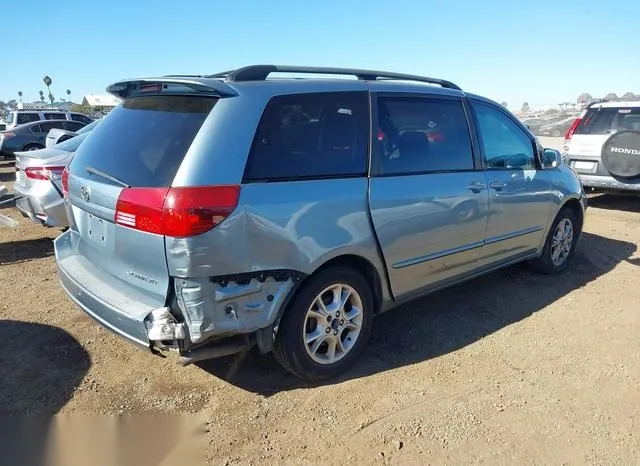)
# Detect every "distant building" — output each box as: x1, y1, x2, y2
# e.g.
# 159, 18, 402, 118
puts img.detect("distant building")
17, 101, 74, 110
82, 94, 121, 114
